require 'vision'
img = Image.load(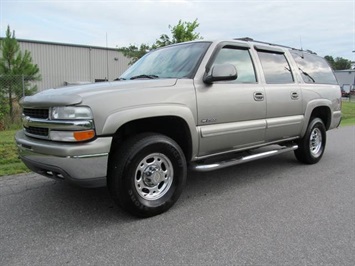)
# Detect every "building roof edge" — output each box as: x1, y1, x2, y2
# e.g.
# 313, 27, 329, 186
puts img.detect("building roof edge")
0, 37, 119, 51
